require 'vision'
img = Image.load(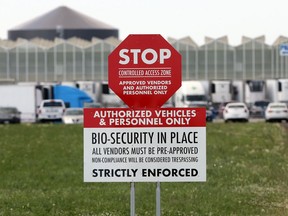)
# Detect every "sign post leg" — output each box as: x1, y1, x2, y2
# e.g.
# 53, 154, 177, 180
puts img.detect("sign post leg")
130, 182, 135, 216
156, 181, 161, 216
